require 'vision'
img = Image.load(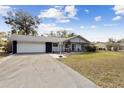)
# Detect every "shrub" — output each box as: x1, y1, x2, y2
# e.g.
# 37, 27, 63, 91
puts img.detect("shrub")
85, 45, 97, 52
113, 43, 119, 51
4, 41, 12, 53
106, 44, 113, 51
